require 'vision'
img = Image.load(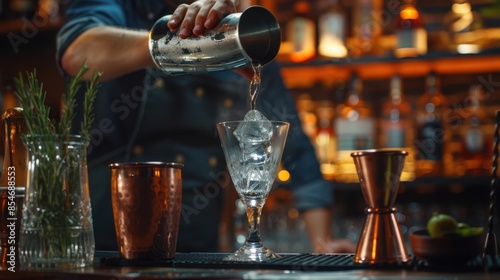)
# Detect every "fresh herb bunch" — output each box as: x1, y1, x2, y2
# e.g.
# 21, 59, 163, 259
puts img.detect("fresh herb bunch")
13, 64, 101, 265
15, 64, 101, 140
